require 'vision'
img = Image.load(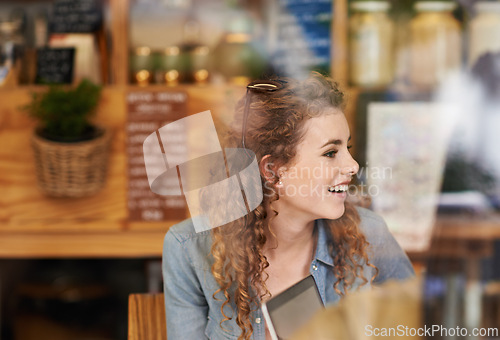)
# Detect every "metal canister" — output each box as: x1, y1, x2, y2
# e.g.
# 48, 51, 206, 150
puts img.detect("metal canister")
409, 1, 462, 88
349, 1, 394, 88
